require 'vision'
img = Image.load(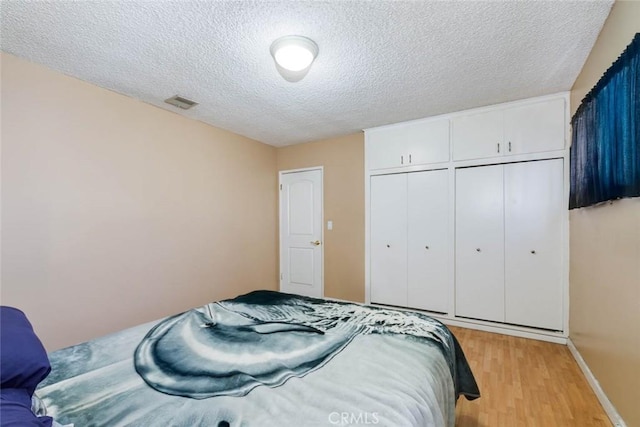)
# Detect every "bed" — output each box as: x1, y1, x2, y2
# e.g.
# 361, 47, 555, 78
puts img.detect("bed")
35, 291, 479, 426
